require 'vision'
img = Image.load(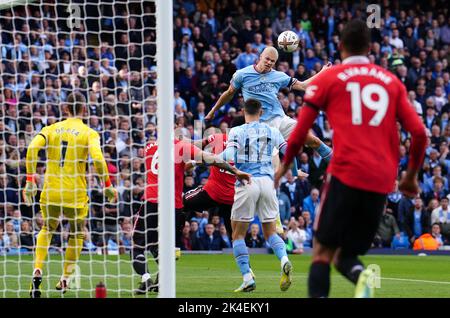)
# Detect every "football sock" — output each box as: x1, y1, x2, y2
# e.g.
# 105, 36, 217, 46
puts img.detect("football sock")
317, 143, 332, 163
63, 236, 83, 277
131, 249, 148, 276
281, 255, 289, 268
267, 234, 287, 262
34, 226, 53, 273
176, 211, 186, 248
63, 219, 85, 277
308, 261, 331, 298
335, 256, 364, 285
233, 239, 251, 277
